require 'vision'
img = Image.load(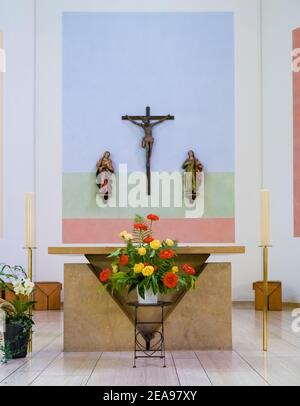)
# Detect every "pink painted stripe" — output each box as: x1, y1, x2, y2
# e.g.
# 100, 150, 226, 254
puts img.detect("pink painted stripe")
293, 28, 300, 236
62, 218, 235, 244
